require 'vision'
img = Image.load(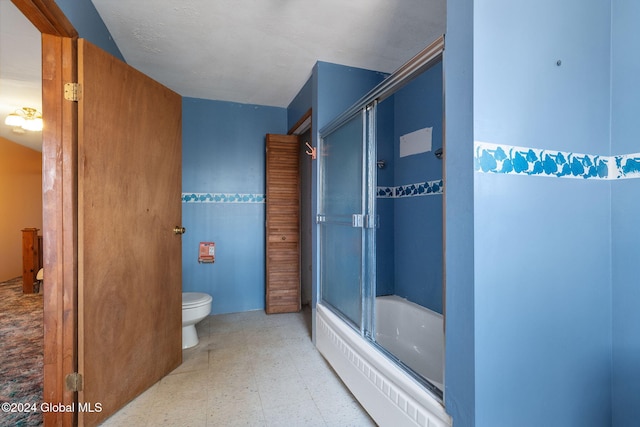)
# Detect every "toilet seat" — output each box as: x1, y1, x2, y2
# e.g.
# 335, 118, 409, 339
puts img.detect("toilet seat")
182, 292, 213, 309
